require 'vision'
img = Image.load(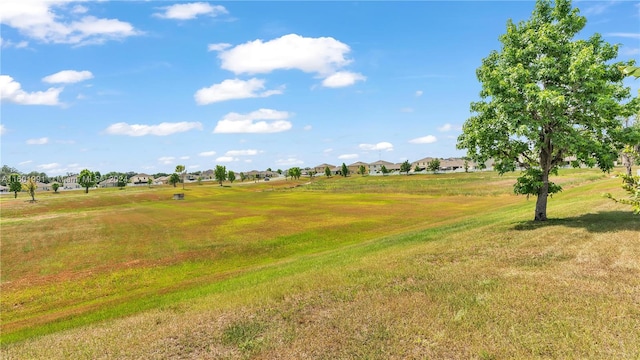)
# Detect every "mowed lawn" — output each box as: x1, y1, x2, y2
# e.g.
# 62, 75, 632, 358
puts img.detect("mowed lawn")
1, 169, 639, 359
